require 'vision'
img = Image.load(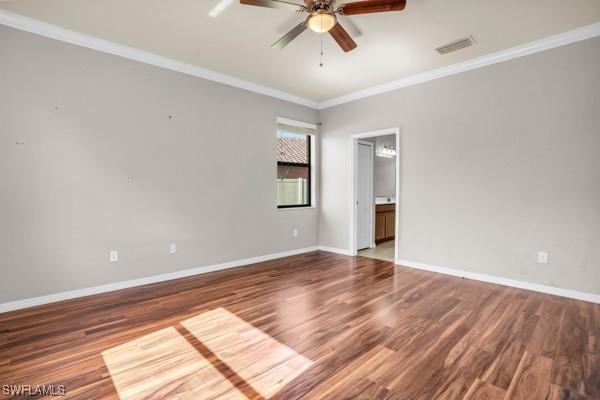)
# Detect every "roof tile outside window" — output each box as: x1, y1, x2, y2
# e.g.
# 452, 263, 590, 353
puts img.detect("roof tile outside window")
277, 136, 308, 164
